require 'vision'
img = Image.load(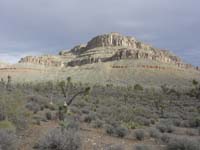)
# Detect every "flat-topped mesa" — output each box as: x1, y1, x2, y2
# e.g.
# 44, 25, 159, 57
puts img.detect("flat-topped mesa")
86, 32, 138, 49
67, 33, 188, 67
